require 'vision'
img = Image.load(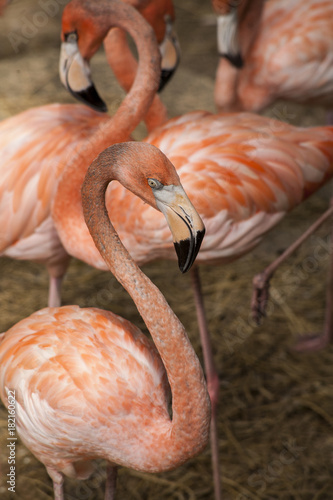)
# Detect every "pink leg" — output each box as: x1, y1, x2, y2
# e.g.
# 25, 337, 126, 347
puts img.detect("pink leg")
293, 208, 333, 352
251, 200, 333, 352
47, 256, 71, 307
190, 267, 221, 500
47, 468, 64, 500
105, 464, 117, 500
48, 276, 63, 308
